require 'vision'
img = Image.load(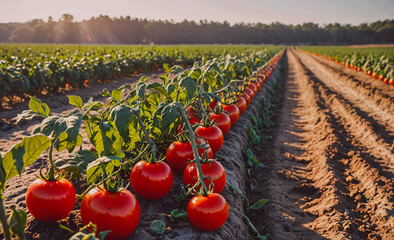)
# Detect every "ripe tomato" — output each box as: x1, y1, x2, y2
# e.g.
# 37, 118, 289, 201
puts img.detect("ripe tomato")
186, 106, 201, 125
208, 100, 218, 110
241, 93, 251, 105
389, 79, 393, 86
222, 104, 240, 125
245, 88, 255, 100
195, 125, 223, 153
187, 193, 229, 231
236, 96, 247, 114
130, 160, 174, 200
166, 139, 213, 174
367, 70, 372, 76
372, 72, 378, 79
209, 111, 231, 135
81, 187, 140, 240
248, 82, 258, 94
26, 178, 76, 222
379, 75, 384, 81
183, 160, 226, 194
